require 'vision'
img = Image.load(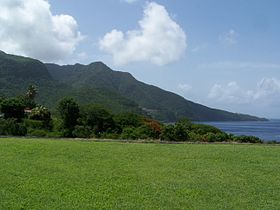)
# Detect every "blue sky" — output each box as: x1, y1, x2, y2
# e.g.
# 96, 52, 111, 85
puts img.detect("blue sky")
1, 0, 280, 118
